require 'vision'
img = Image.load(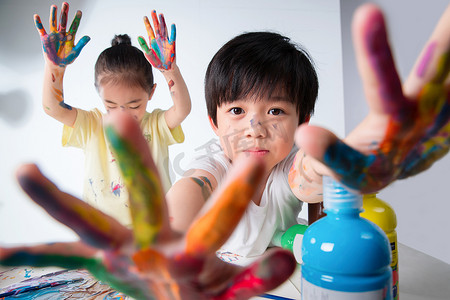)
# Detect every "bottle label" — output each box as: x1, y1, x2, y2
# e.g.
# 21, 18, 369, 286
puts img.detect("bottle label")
292, 233, 304, 264
302, 278, 391, 300
390, 240, 399, 300
390, 240, 398, 268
